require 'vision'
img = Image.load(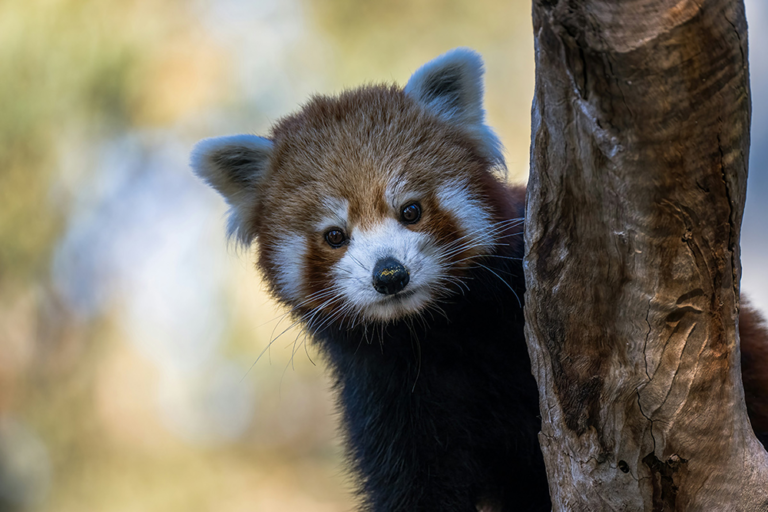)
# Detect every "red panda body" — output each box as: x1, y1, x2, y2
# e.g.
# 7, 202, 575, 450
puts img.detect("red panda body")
192, 49, 768, 511
740, 303, 768, 443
